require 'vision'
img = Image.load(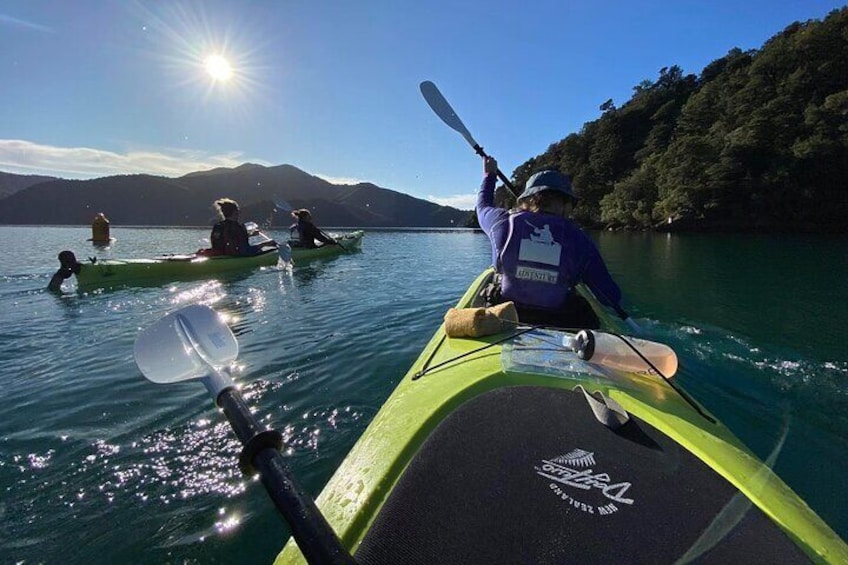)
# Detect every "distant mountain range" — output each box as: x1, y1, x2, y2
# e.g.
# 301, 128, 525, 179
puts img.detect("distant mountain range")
0, 171, 57, 199
0, 163, 471, 228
